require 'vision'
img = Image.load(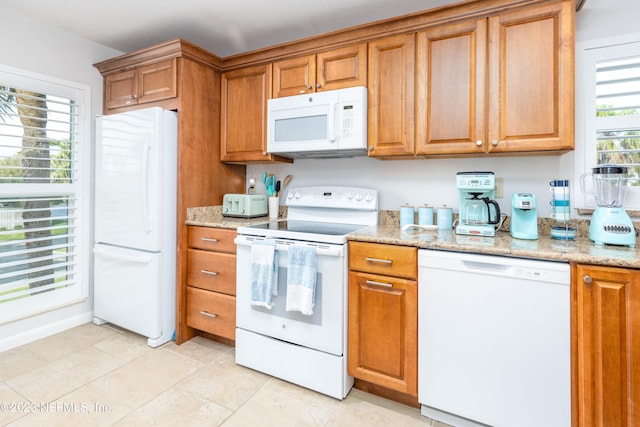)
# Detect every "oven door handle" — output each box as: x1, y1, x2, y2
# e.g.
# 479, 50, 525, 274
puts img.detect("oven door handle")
235, 237, 344, 257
